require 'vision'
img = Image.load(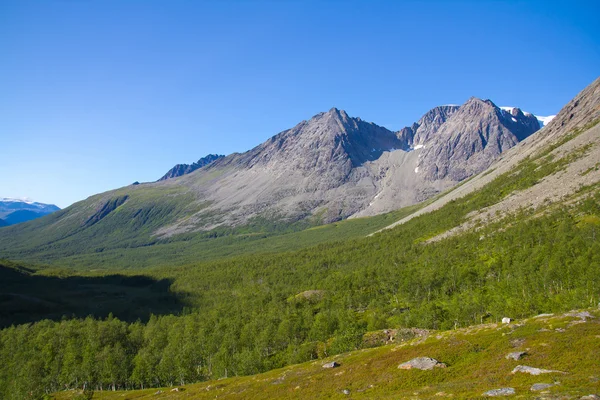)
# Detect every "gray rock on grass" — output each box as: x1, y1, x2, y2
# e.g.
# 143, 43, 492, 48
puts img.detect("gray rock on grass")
512, 365, 566, 375
484, 387, 515, 396
531, 383, 554, 391
505, 351, 527, 360
398, 357, 446, 370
